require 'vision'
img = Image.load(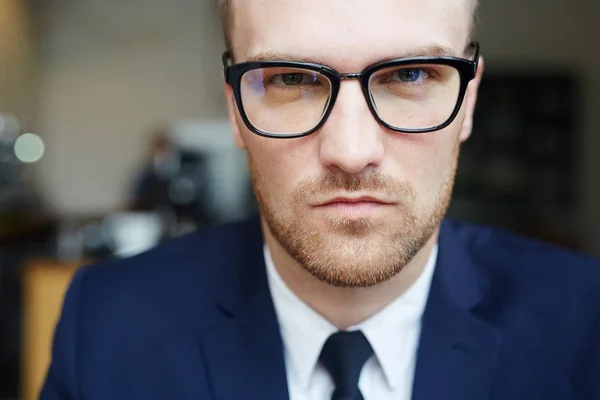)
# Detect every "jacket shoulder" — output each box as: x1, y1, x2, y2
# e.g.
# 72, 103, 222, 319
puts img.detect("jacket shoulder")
445, 219, 600, 282
444, 221, 600, 396
445, 219, 600, 347
443, 219, 600, 330
73, 217, 259, 315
